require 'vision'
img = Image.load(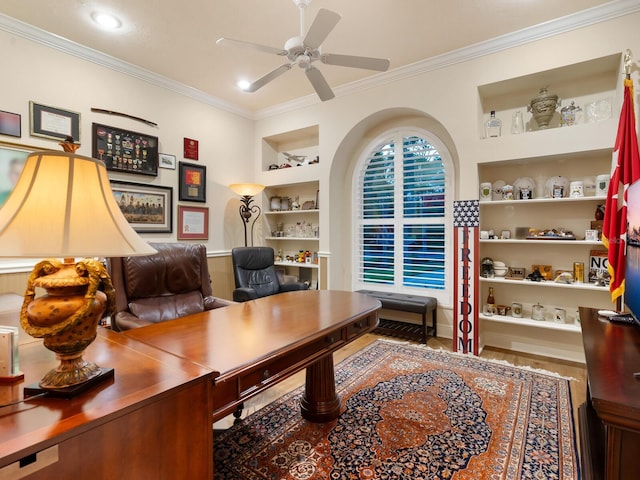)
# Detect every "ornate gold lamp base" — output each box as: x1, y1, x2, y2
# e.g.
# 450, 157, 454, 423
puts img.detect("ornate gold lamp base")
21, 258, 116, 398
